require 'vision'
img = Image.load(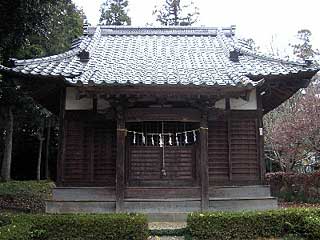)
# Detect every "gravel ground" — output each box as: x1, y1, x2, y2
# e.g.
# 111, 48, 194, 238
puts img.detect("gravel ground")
148, 236, 184, 240
148, 222, 186, 240
148, 222, 187, 230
